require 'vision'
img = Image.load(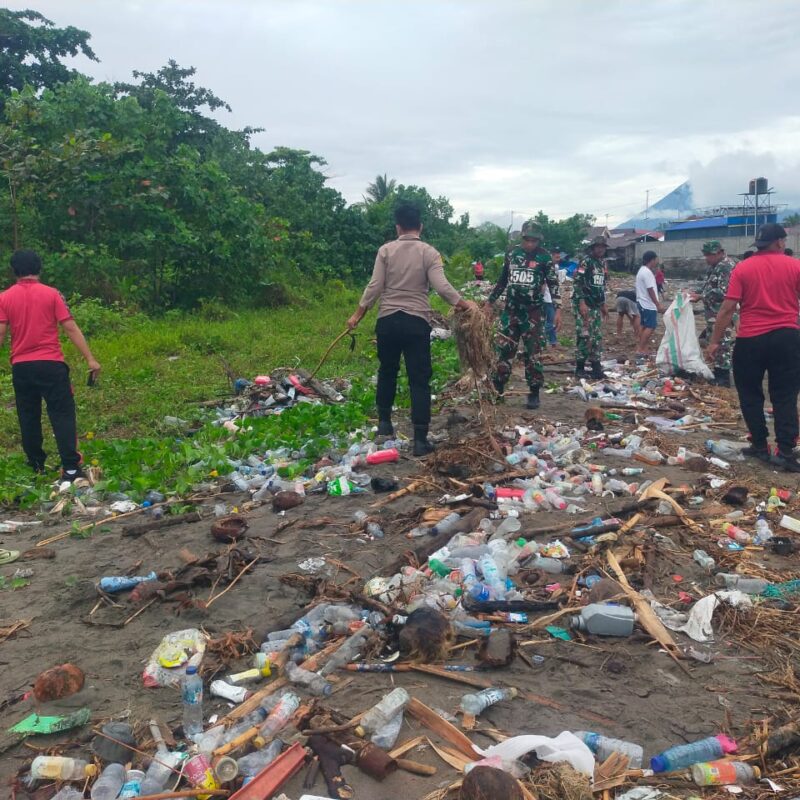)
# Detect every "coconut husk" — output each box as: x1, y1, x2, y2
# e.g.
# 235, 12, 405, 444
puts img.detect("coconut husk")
451, 306, 496, 379
399, 607, 454, 663
527, 762, 592, 800
460, 766, 524, 800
